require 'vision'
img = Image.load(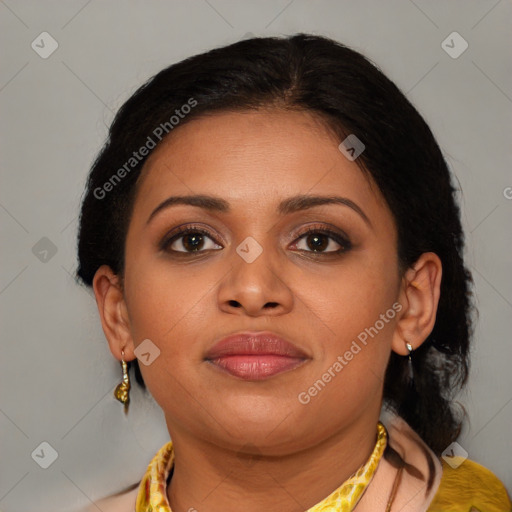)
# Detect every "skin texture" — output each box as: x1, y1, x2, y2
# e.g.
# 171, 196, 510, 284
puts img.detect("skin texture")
93, 109, 442, 512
